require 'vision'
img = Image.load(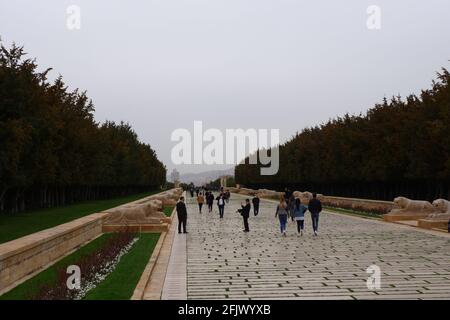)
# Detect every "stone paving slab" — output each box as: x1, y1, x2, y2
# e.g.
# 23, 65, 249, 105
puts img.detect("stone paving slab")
180, 193, 450, 300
